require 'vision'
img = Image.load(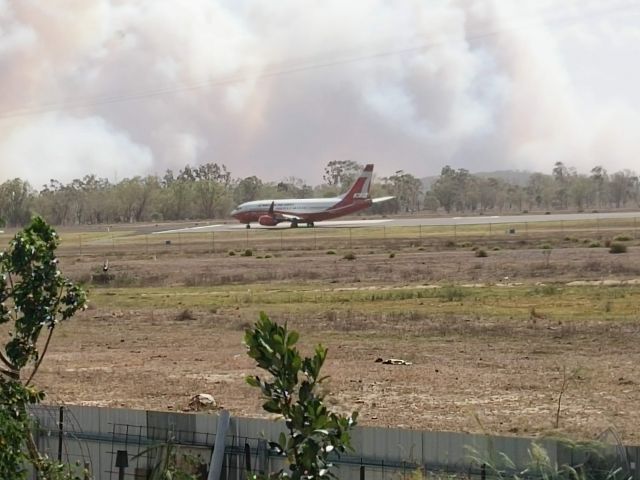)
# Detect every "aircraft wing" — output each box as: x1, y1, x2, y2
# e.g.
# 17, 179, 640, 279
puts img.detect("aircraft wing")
372, 196, 395, 203
276, 212, 302, 221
